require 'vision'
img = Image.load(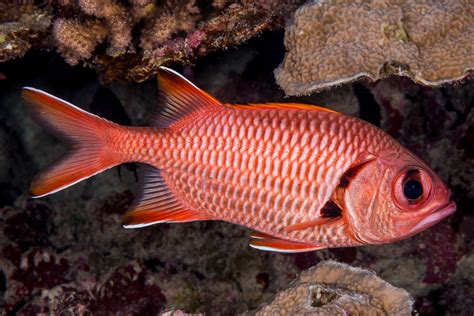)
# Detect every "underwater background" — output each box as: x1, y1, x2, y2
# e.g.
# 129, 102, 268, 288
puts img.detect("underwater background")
0, 1, 473, 315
